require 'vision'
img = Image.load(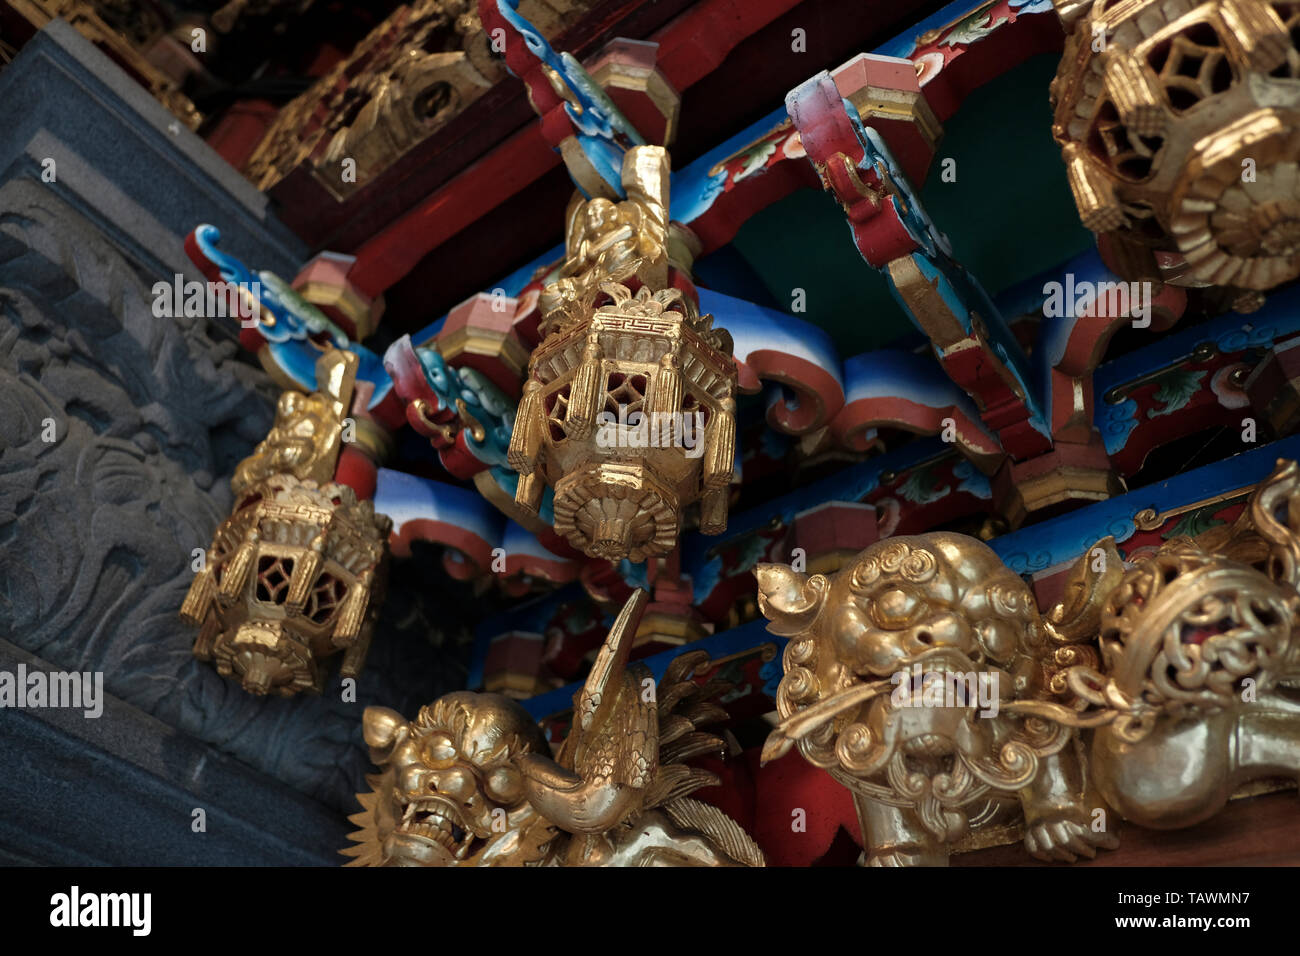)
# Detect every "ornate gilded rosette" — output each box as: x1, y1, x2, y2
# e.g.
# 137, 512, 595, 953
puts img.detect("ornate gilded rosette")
1050, 0, 1300, 296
